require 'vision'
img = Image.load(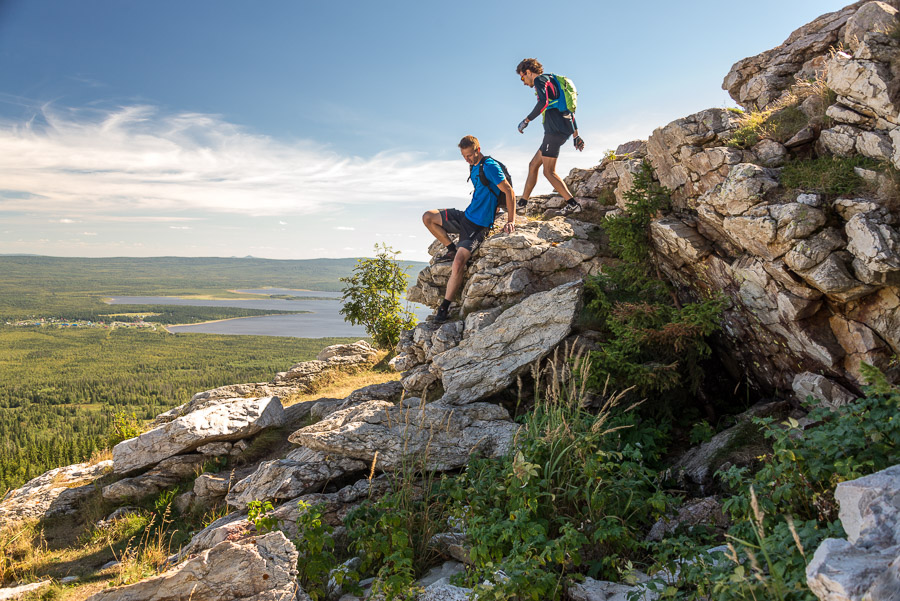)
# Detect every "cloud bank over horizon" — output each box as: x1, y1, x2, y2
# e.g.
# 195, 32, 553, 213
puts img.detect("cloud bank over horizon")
0, 103, 468, 219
